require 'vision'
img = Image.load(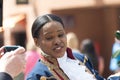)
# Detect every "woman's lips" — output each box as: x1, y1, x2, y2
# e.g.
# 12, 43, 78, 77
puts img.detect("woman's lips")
53, 46, 64, 52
